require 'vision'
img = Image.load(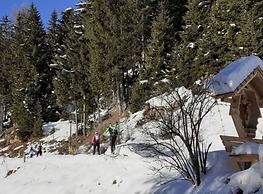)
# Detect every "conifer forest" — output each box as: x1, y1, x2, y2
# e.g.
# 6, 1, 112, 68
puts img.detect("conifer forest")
0, 0, 263, 141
